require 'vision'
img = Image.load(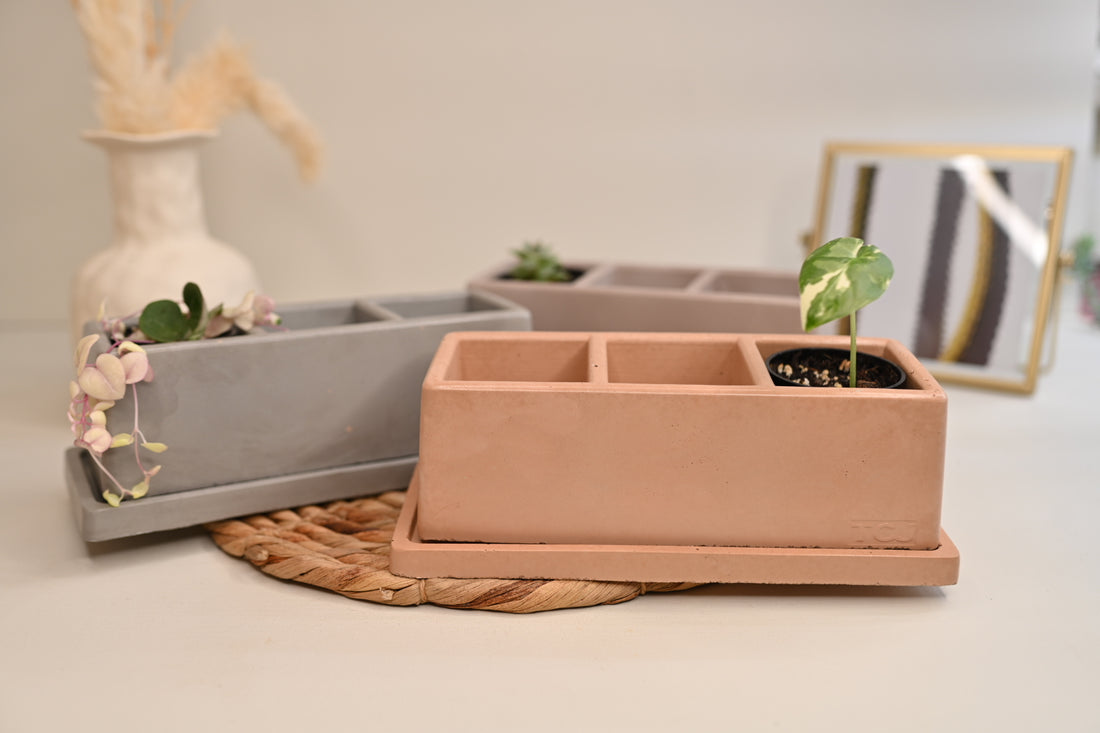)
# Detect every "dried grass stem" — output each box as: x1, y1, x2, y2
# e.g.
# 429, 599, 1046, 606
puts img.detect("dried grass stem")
73, 0, 322, 180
